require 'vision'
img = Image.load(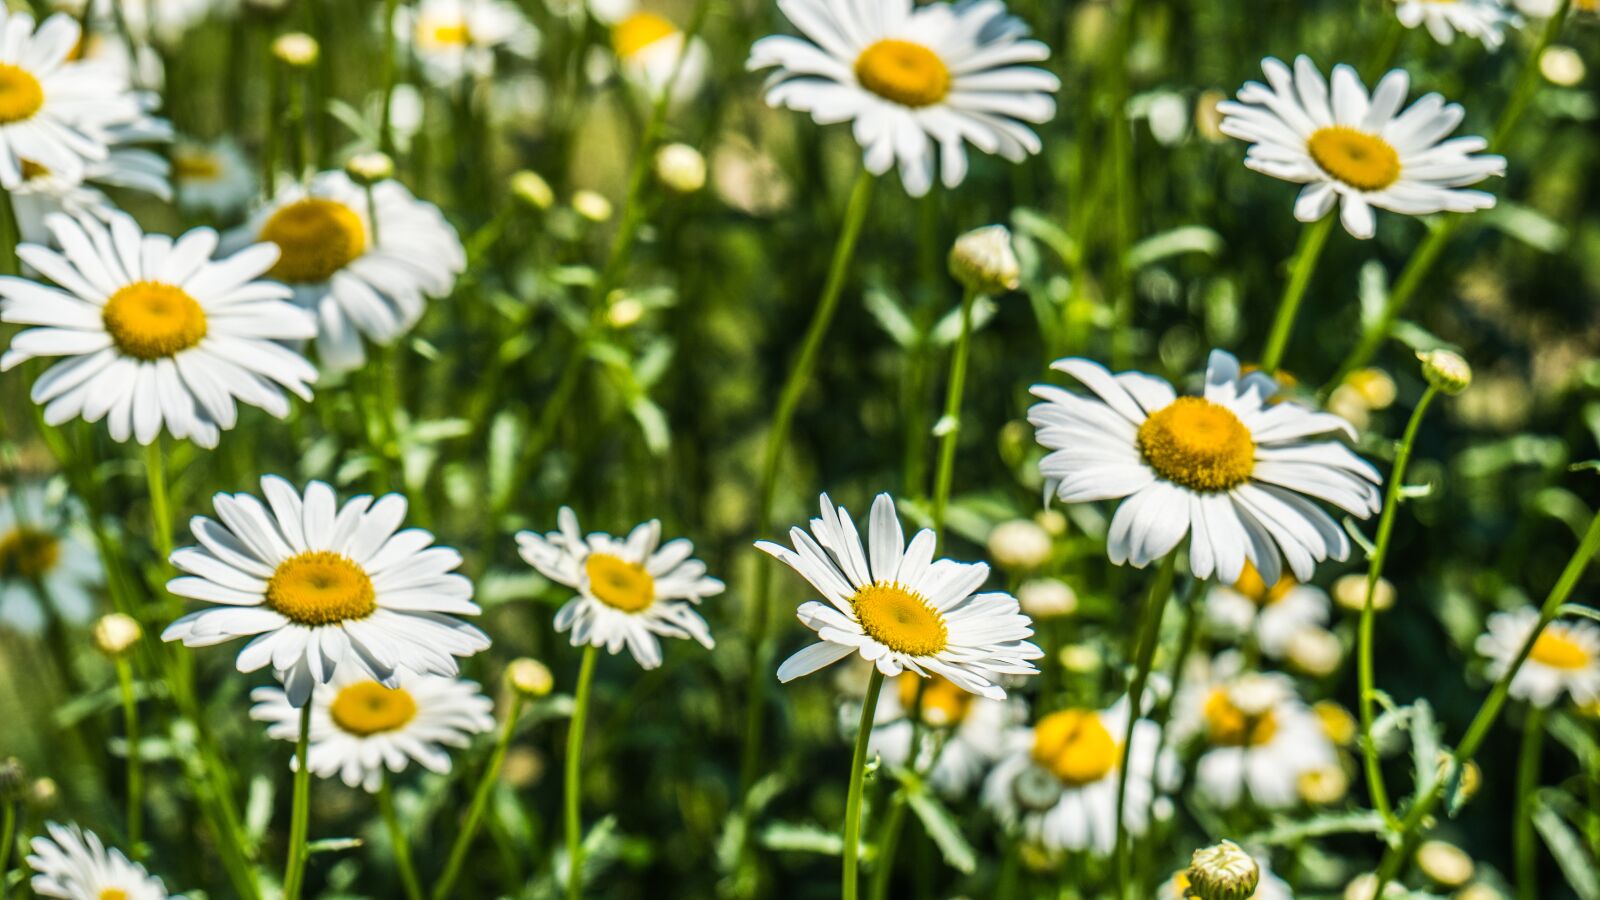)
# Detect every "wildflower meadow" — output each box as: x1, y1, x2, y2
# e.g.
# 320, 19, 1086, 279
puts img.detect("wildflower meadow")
0, 0, 1598, 897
